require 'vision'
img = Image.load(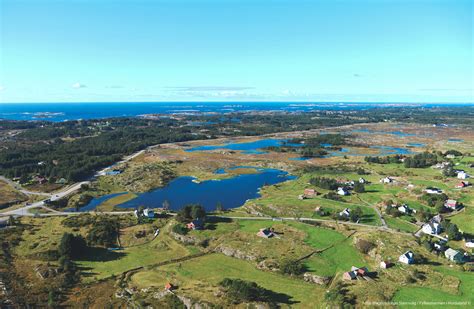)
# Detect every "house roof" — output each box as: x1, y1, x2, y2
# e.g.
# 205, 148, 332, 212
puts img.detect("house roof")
445, 248, 460, 257
401, 251, 414, 259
